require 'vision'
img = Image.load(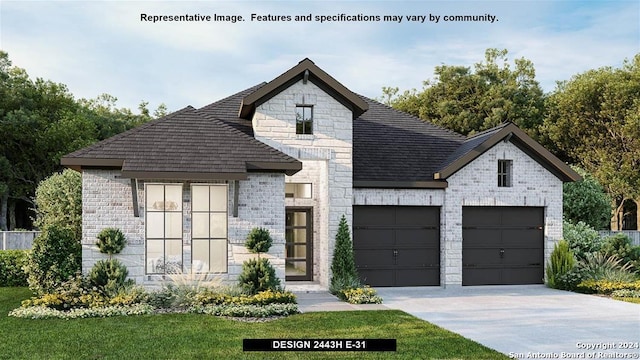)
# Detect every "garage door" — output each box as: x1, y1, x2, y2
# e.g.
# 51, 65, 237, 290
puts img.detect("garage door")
462, 207, 544, 286
353, 206, 440, 286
